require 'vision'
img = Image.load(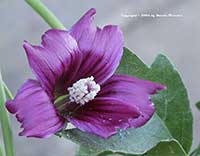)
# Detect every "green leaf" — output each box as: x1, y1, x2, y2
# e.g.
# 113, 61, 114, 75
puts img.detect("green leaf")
195, 101, 200, 111
64, 114, 173, 156
191, 102, 200, 156
147, 55, 192, 152
190, 144, 200, 156
140, 140, 187, 156
0, 144, 3, 156
116, 49, 149, 78
106, 140, 187, 156
0, 72, 14, 156
3, 81, 13, 100
64, 48, 192, 155
117, 48, 193, 152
